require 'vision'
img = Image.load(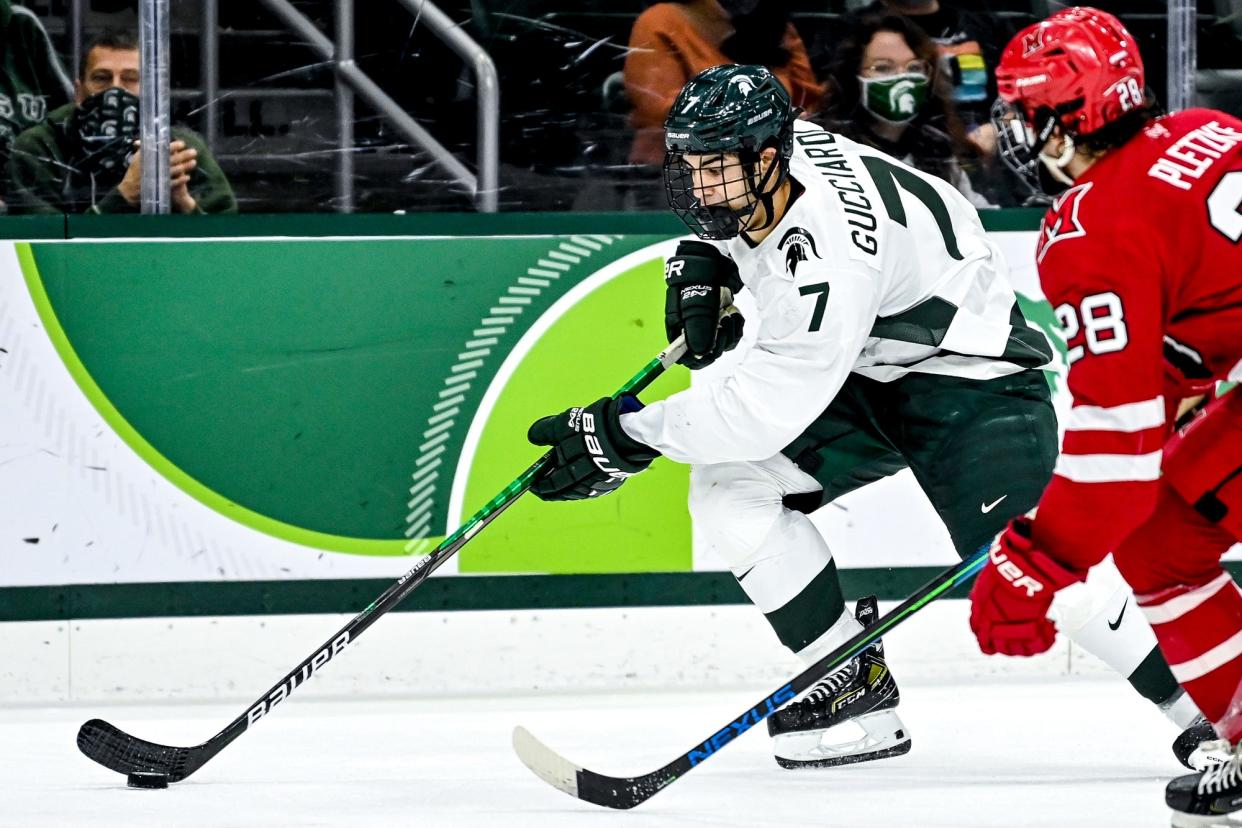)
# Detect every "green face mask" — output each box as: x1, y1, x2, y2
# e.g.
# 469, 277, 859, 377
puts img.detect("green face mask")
858, 73, 930, 125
